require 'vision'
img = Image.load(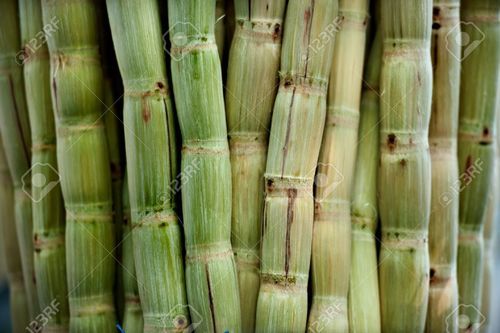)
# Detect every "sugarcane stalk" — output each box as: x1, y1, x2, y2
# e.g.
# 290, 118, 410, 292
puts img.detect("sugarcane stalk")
456, 1, 499, 332
308, 0, 369, 331
0, 0, 40, 321
254, 1, 338, 331
225, 1, 286, 331
425, 1, 461, 332
348, 28, 382, 333
121, 174, 143, 333
0, 137, 31, 333
41, 0, 117, 331
378, 0, 433, 331
18, 0, 70, 331
167, 1, 241, 331
480, 150, 498, 333
105, 1, 188, 332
